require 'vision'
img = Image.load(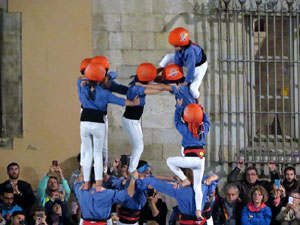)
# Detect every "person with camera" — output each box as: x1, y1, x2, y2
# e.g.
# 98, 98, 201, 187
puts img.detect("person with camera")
138, 188, 167, 225
276, 190, 300, 225
0, 162, 35, 219
9, 211, 25, 225
37, 162, 70, 207
45, 198, 70, 225
28, 205, 47, 225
